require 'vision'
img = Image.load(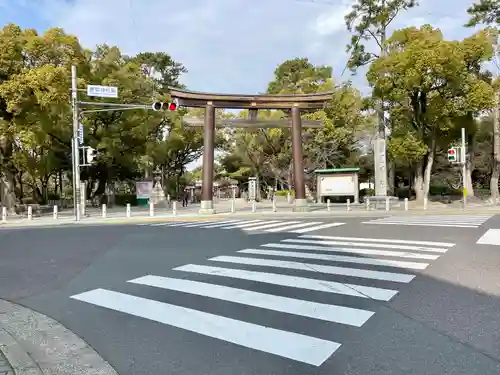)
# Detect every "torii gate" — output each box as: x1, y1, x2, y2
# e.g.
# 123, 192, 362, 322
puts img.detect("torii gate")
169, 88, 333, 213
